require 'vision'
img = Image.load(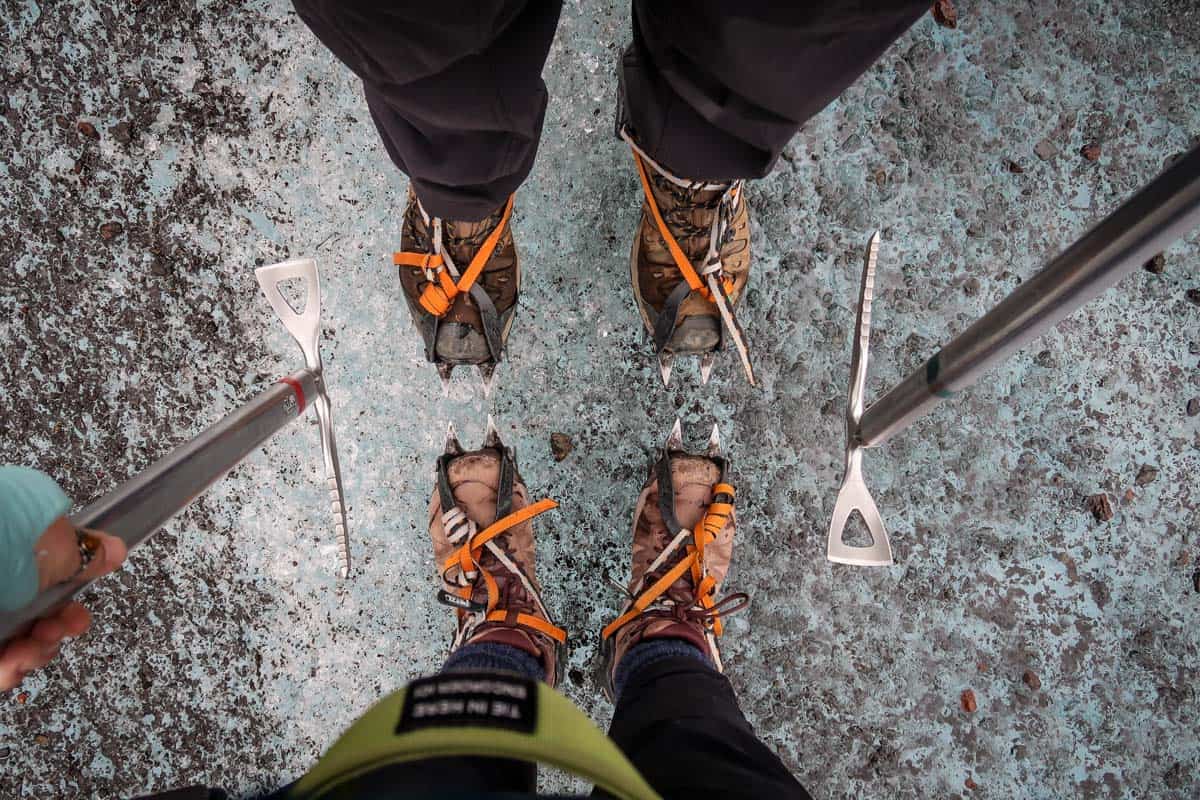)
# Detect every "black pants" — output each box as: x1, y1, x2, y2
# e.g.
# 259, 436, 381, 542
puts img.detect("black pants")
293, 0, 929, 220
306, 657, 811, 799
